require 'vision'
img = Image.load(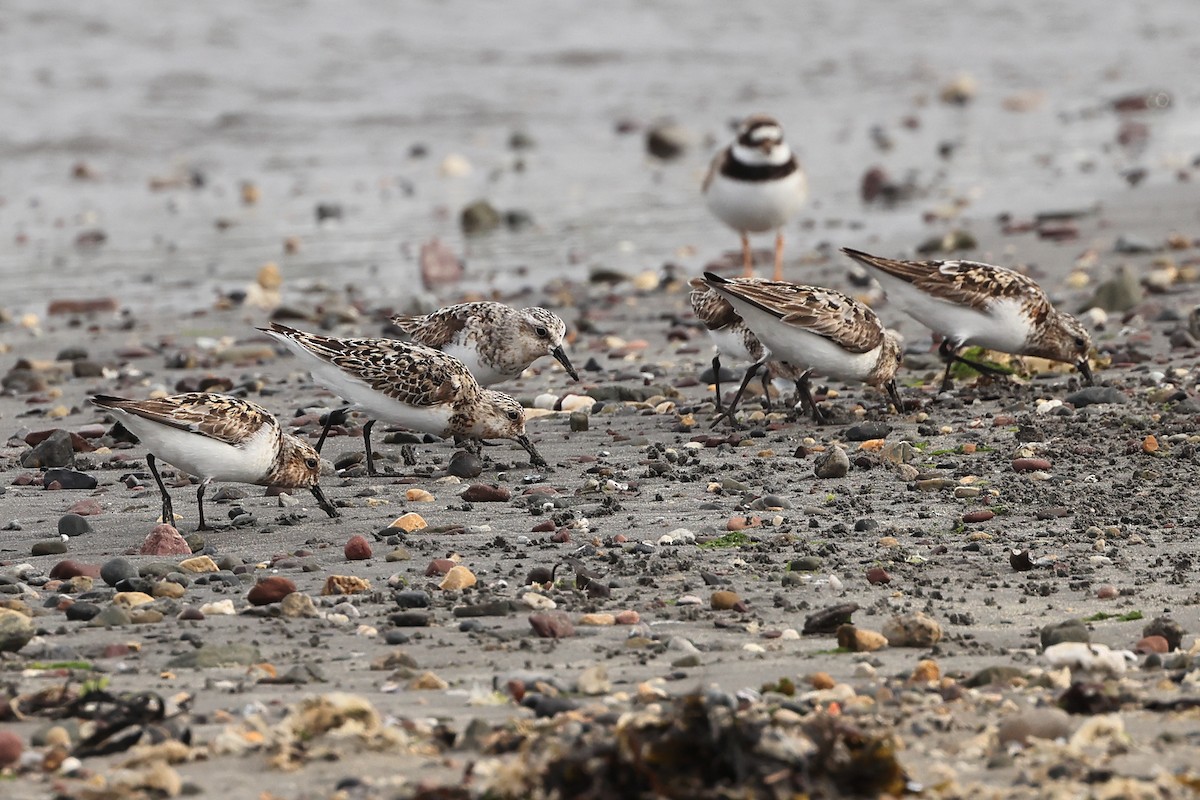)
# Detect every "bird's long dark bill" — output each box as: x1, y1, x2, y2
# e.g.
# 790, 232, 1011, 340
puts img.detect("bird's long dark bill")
552, 345, 580, 382
1077, 359, 1094, 385
885, 380, 904, 413
310, 485, 338, 518
517, 434, 548, 468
